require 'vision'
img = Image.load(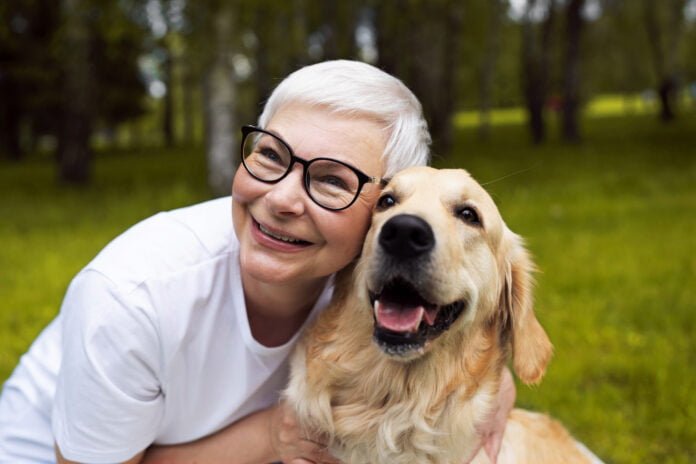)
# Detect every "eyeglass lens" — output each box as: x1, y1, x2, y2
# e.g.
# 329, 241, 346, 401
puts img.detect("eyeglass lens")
242, 130, 363, 210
